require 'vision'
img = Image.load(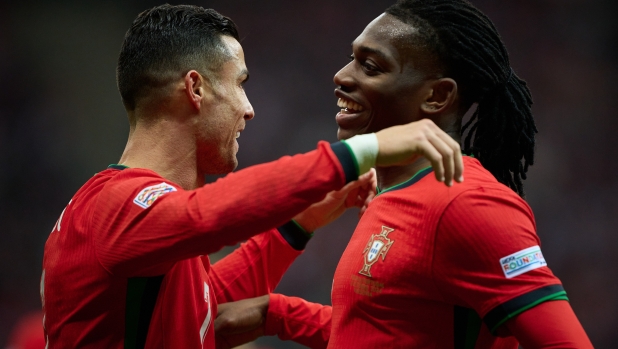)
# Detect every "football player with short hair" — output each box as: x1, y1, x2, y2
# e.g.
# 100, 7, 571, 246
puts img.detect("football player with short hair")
40, 4, 463, 349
